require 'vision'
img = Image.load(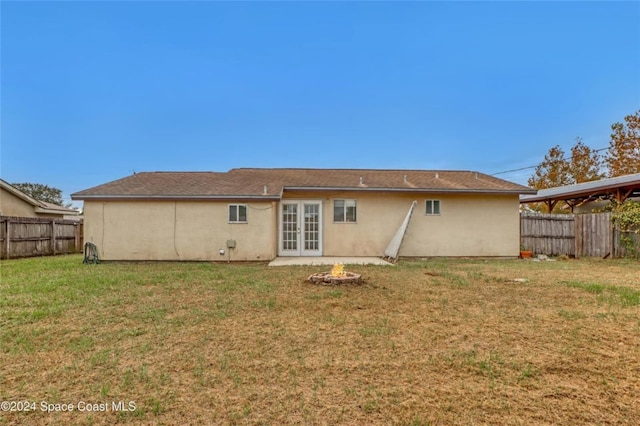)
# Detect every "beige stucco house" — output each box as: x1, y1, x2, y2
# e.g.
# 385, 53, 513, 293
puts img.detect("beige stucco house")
71, 168, 535, 261
0, 179, 80, 220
